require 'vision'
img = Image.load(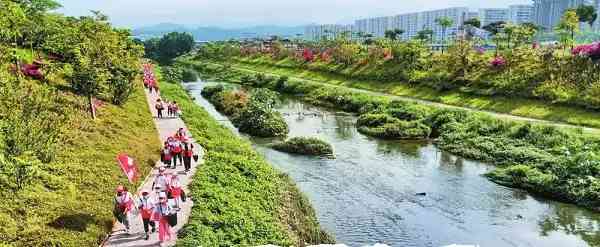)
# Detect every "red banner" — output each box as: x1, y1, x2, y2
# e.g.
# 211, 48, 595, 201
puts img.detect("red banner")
117, 153, 140, 183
